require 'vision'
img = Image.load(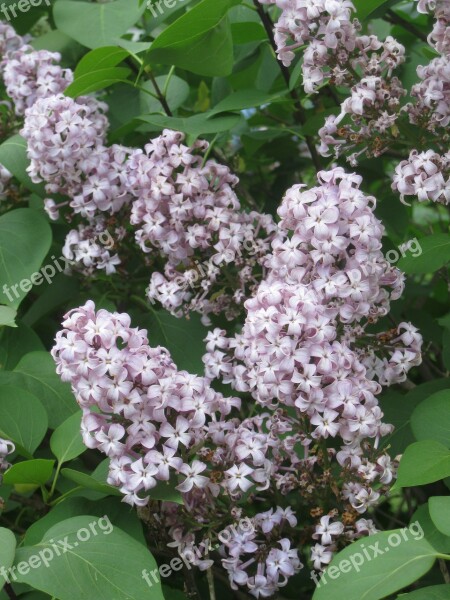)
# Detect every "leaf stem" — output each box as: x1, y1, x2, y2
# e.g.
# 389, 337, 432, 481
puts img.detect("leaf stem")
4, 584, 18, 600
162, 65, 176, 98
